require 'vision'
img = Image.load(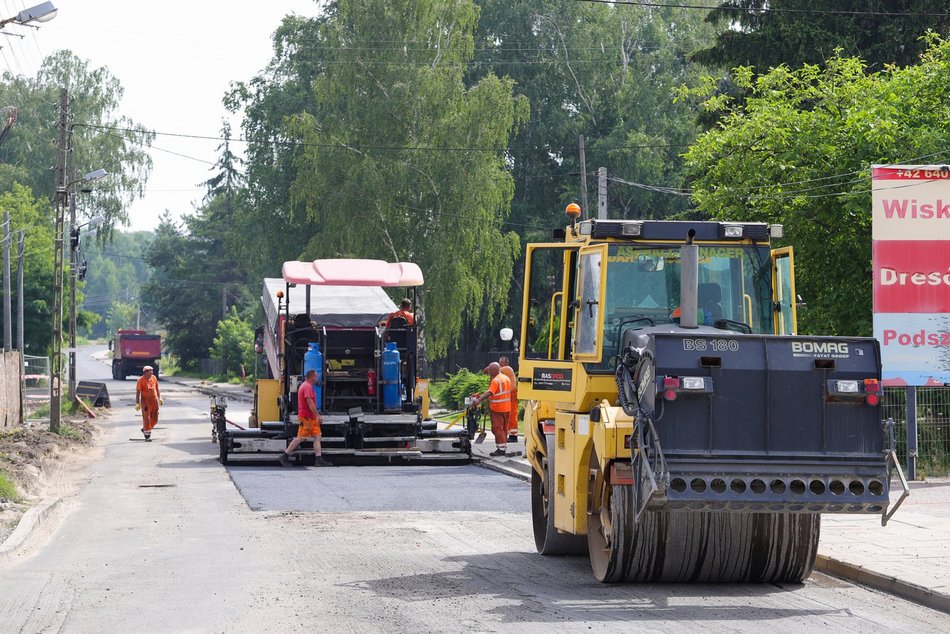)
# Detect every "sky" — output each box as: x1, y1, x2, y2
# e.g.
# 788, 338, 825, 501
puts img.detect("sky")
7, 0, 320, 231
